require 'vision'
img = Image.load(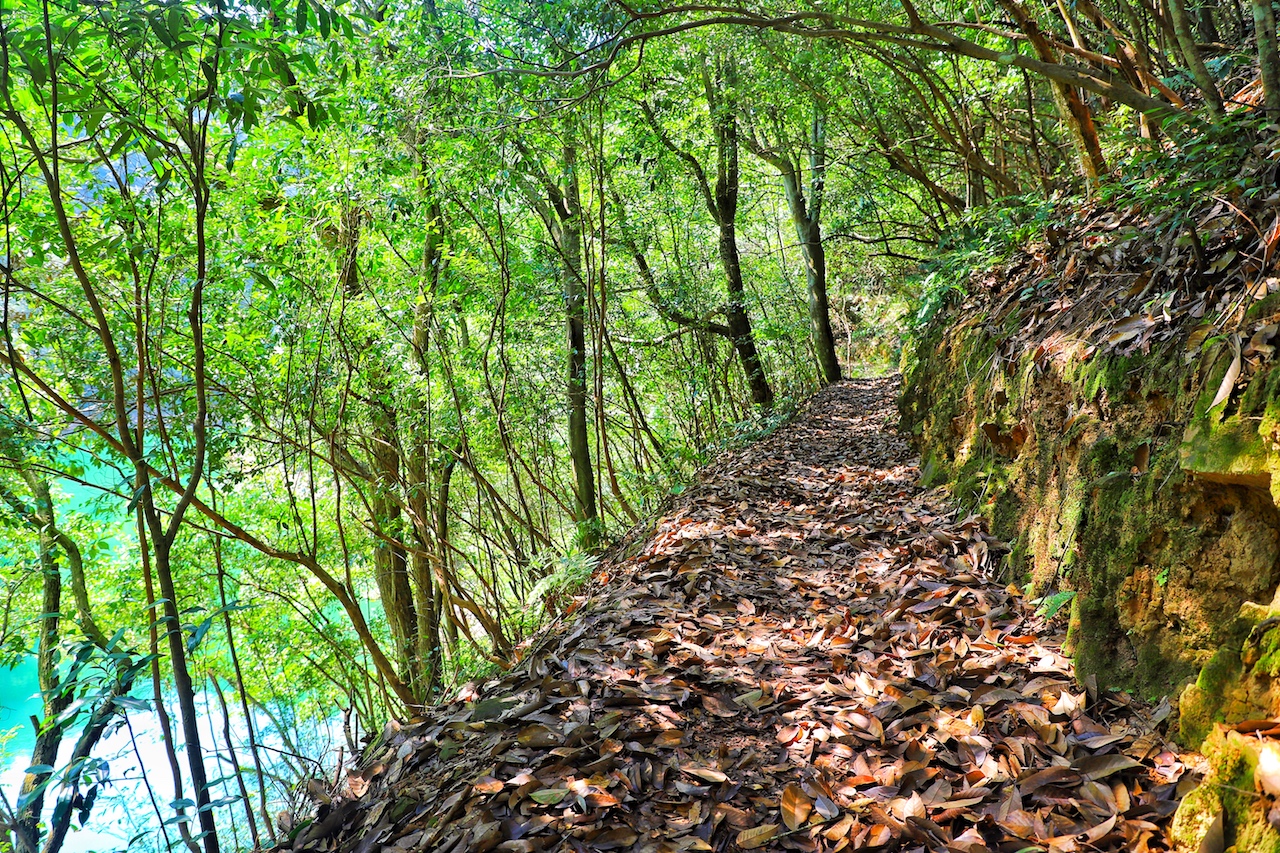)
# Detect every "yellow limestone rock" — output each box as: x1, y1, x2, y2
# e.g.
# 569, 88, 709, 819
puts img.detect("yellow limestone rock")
1260, 741, 1280, 798
1171, 727, 1280, 853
